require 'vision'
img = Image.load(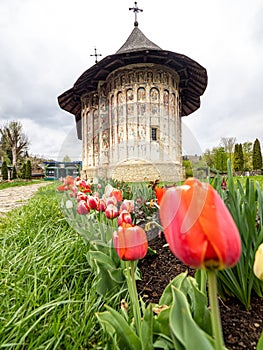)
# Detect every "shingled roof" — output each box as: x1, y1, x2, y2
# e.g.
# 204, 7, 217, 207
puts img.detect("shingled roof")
116, 26, 161, 53
58, 26, 207, 118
